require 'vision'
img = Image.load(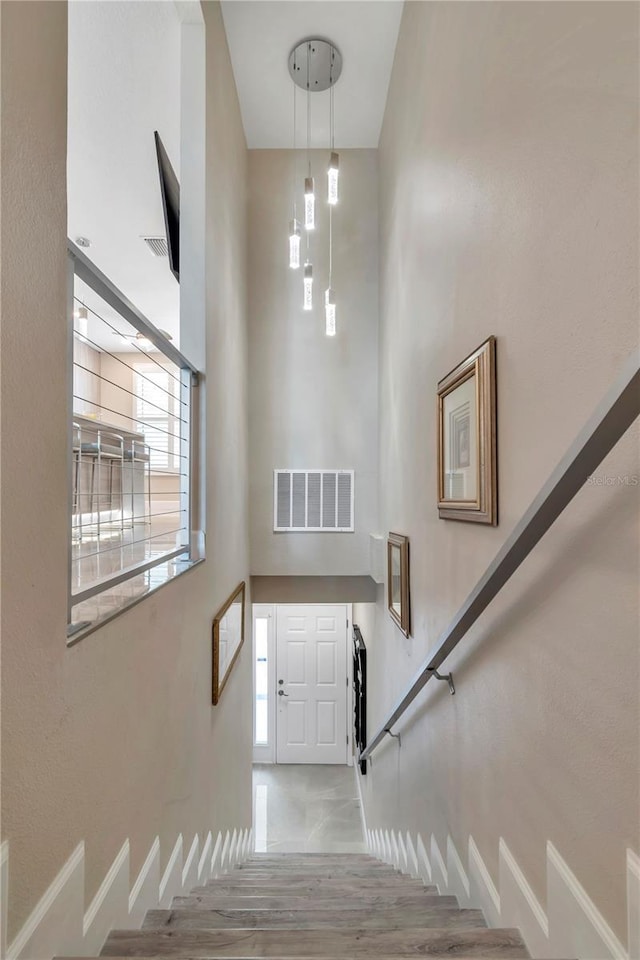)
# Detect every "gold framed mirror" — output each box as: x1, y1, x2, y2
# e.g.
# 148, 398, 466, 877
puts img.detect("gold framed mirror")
212, 581, 246, 705
387, 532, 410, 637
437, 336, 497, 525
